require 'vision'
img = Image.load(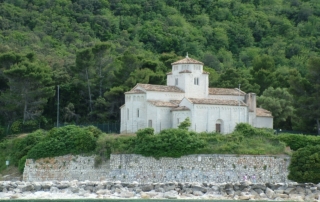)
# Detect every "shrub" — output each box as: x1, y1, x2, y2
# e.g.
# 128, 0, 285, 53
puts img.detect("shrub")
288, 145, 320, 183
22, 120, 38, 132
135, 128, 206, 158
178, 117, 191, 130
96, 133, 136, 160
10, 120, 22, 134
27, 125, 99, 159
0, 126, 5, 140
277, 133, 320, 151
11, 129, 46, 166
